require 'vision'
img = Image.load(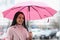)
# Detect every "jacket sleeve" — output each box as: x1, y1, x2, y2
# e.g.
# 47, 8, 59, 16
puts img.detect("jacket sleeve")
25, 29, 32, 40
6, 27, 14, 40
26, 31, 32, 40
